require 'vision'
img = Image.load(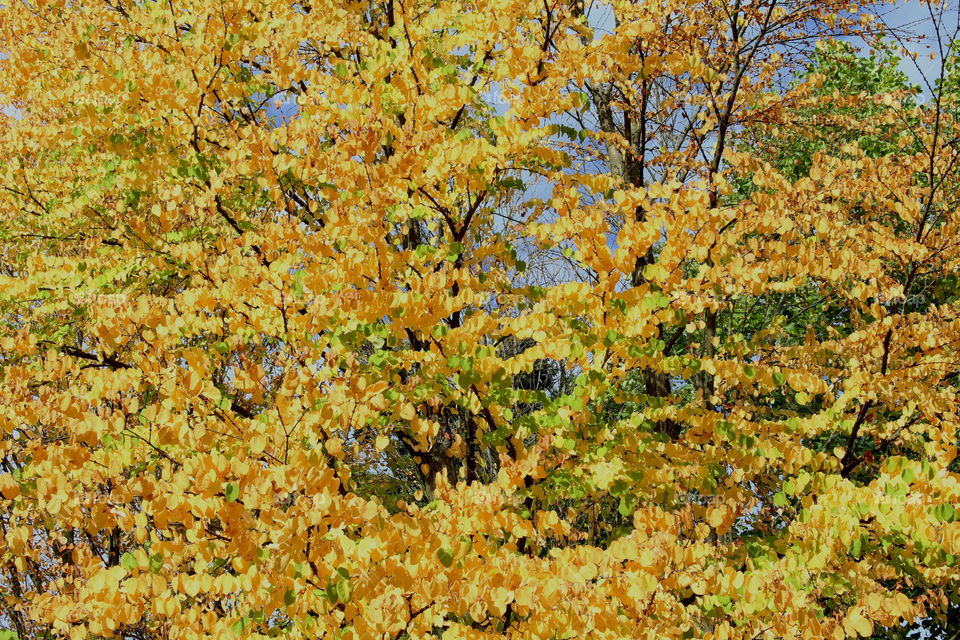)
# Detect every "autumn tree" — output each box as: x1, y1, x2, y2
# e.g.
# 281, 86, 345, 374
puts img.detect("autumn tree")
0, 0, 958, 639
740, 17, 960, 640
